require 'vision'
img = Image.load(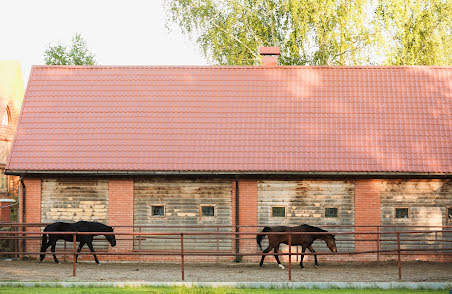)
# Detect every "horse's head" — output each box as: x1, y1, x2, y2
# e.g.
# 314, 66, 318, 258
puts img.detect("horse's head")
324, 234, 337, 253
105, 227, 116, 247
